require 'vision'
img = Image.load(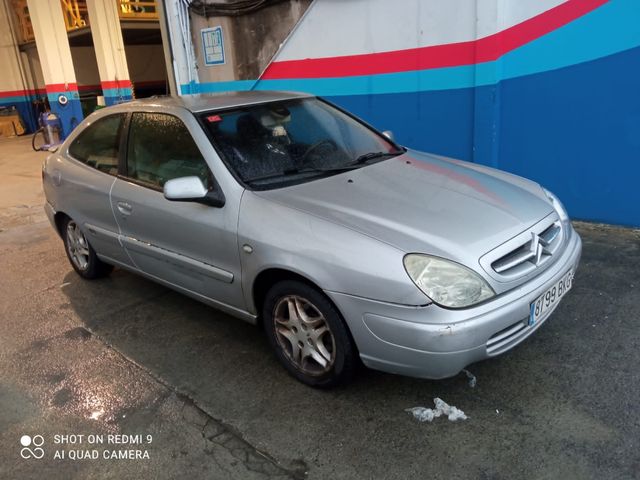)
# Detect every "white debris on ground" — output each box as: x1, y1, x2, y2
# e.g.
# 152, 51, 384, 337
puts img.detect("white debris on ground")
406, 398, 468, 422
462, 369, 477, 388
